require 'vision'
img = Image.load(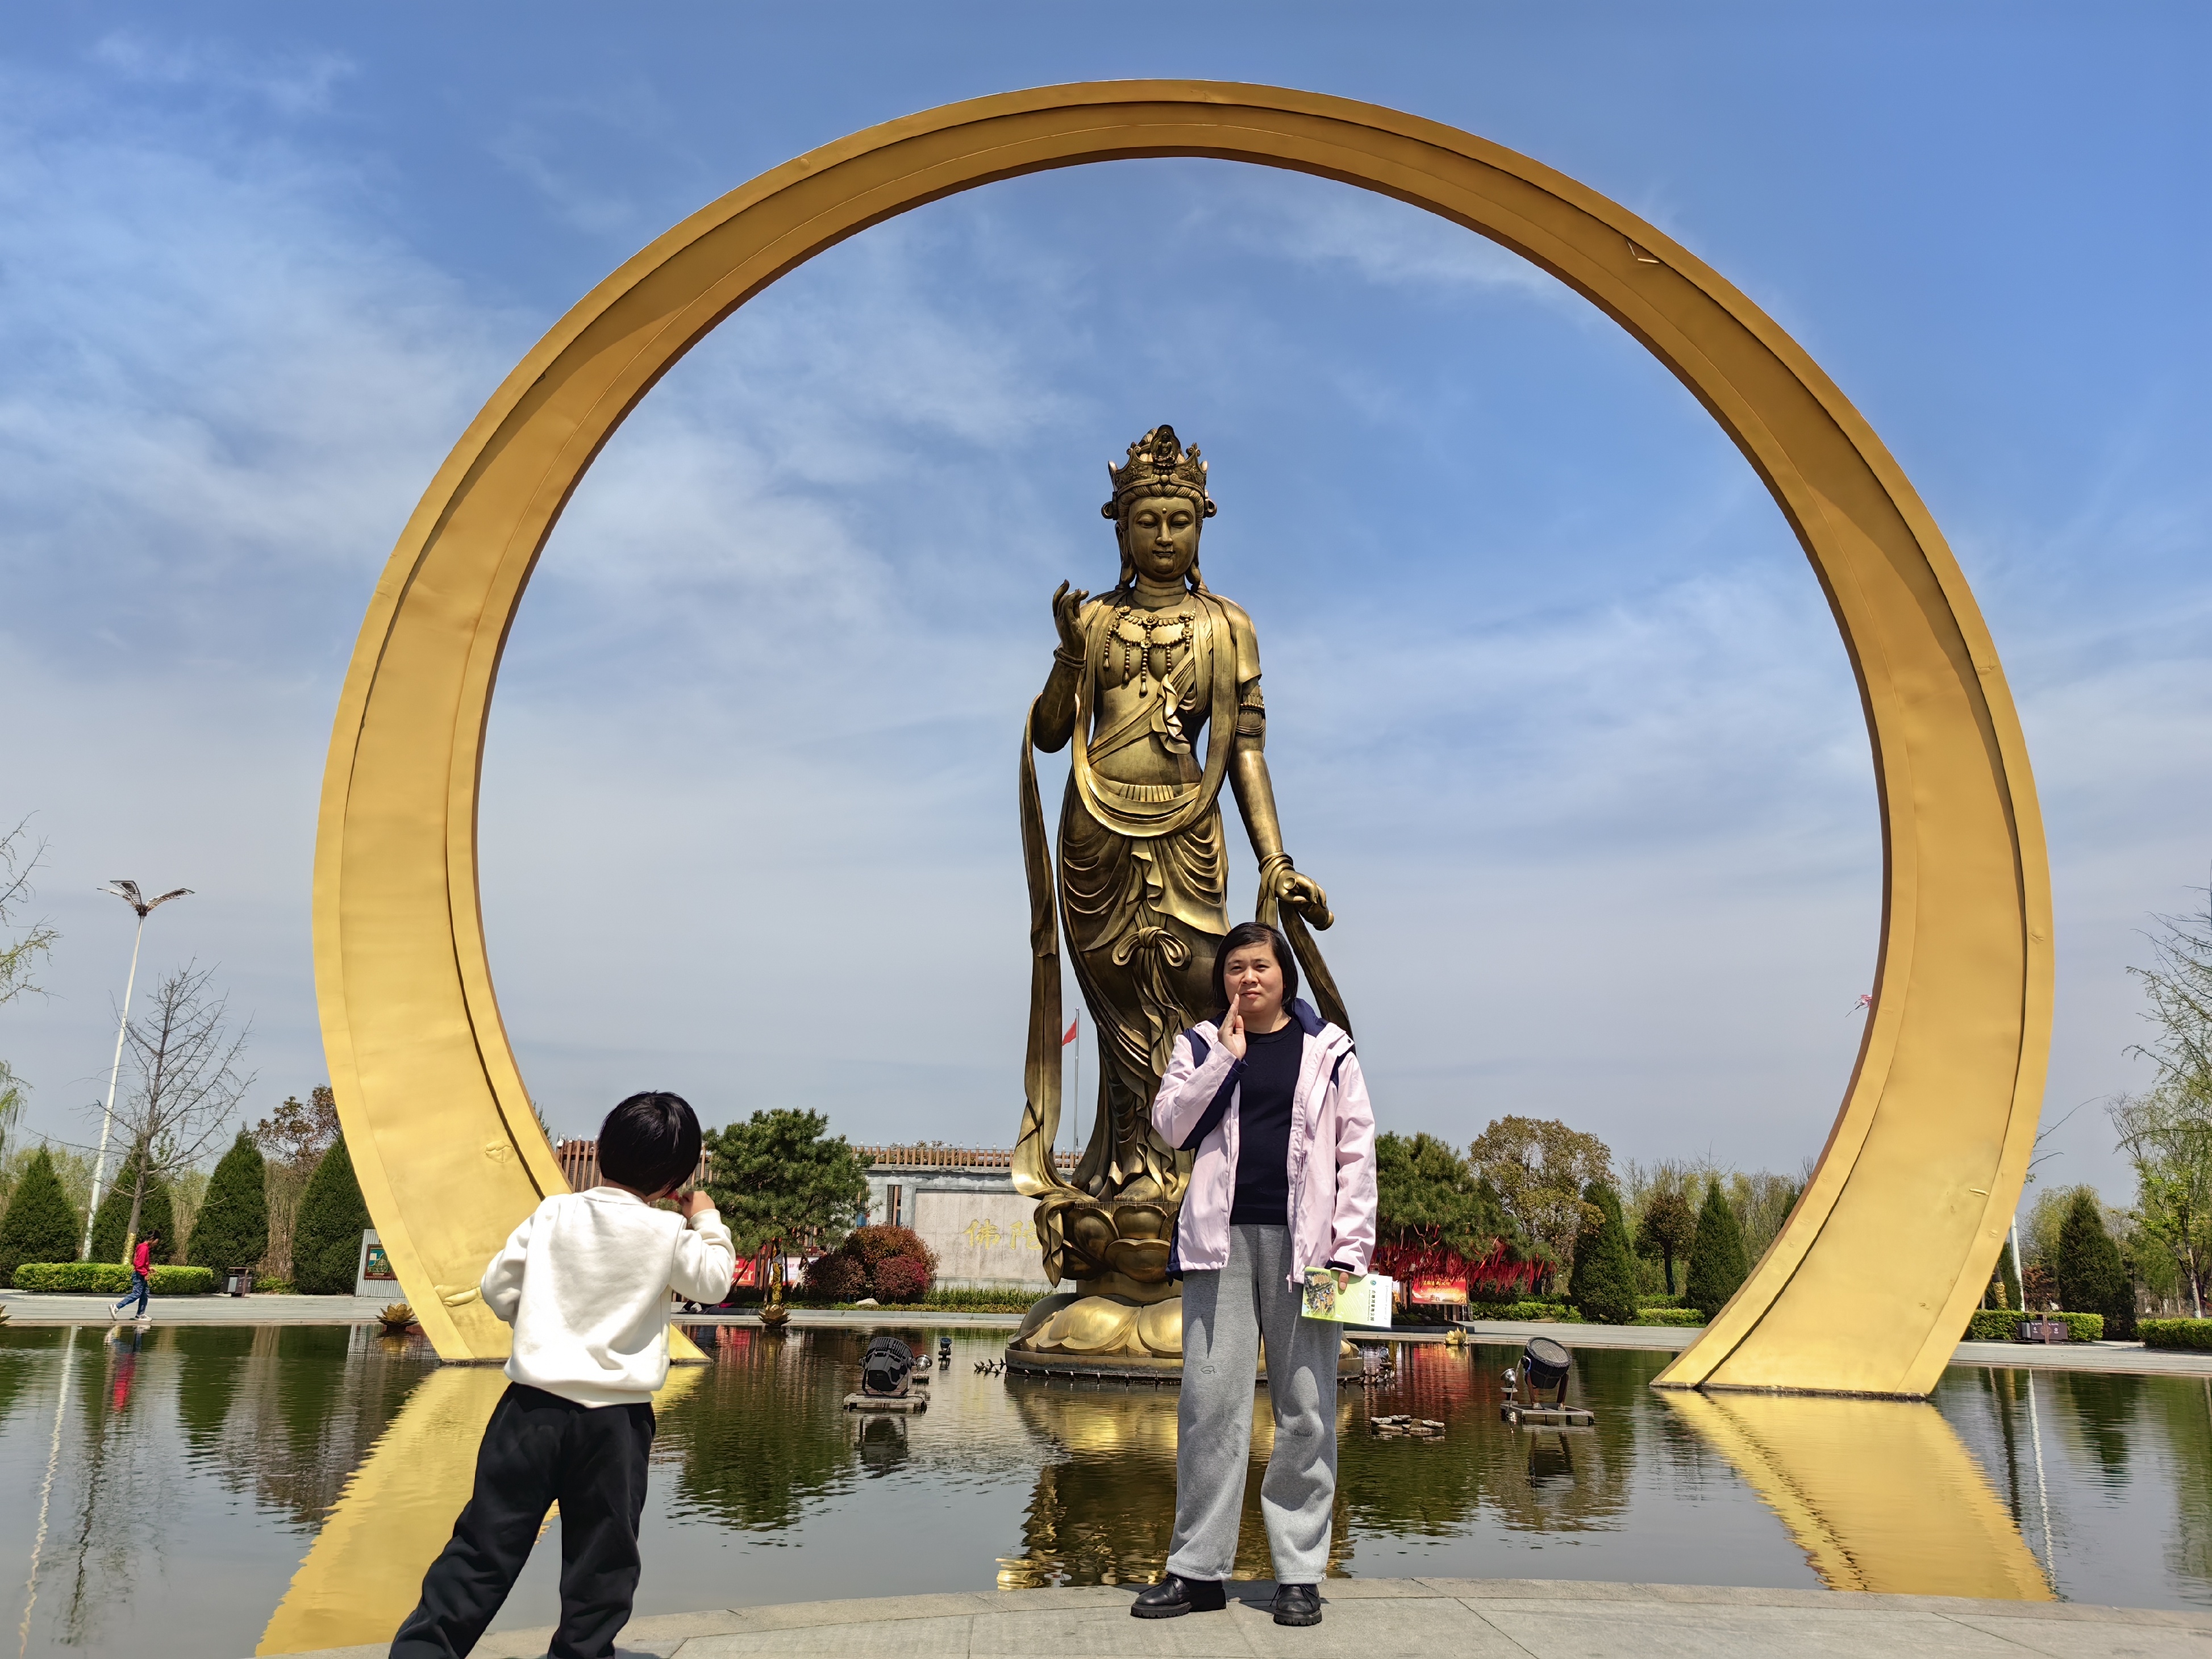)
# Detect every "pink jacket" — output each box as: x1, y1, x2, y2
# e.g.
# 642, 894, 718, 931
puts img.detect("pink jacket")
1152, 999, 1377, 1286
